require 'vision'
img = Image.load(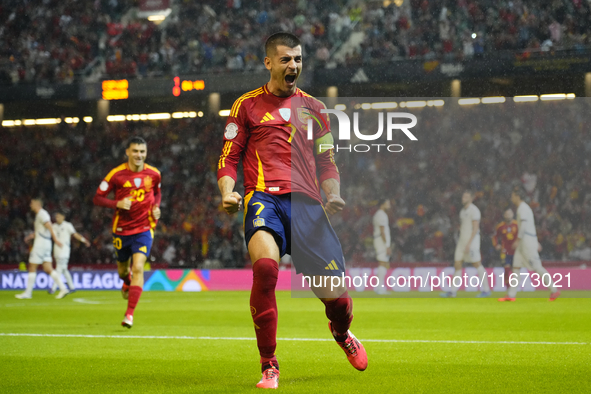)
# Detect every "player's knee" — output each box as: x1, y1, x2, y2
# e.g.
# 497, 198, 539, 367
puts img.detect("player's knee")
131, 263, 144, 276
252, 258, 279, 293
